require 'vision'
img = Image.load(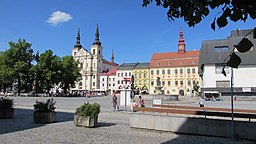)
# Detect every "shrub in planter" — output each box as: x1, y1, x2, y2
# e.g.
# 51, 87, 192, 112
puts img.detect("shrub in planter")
0, 96, 14, 119
33, 98, 56, 123
74, 102, 100, 127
